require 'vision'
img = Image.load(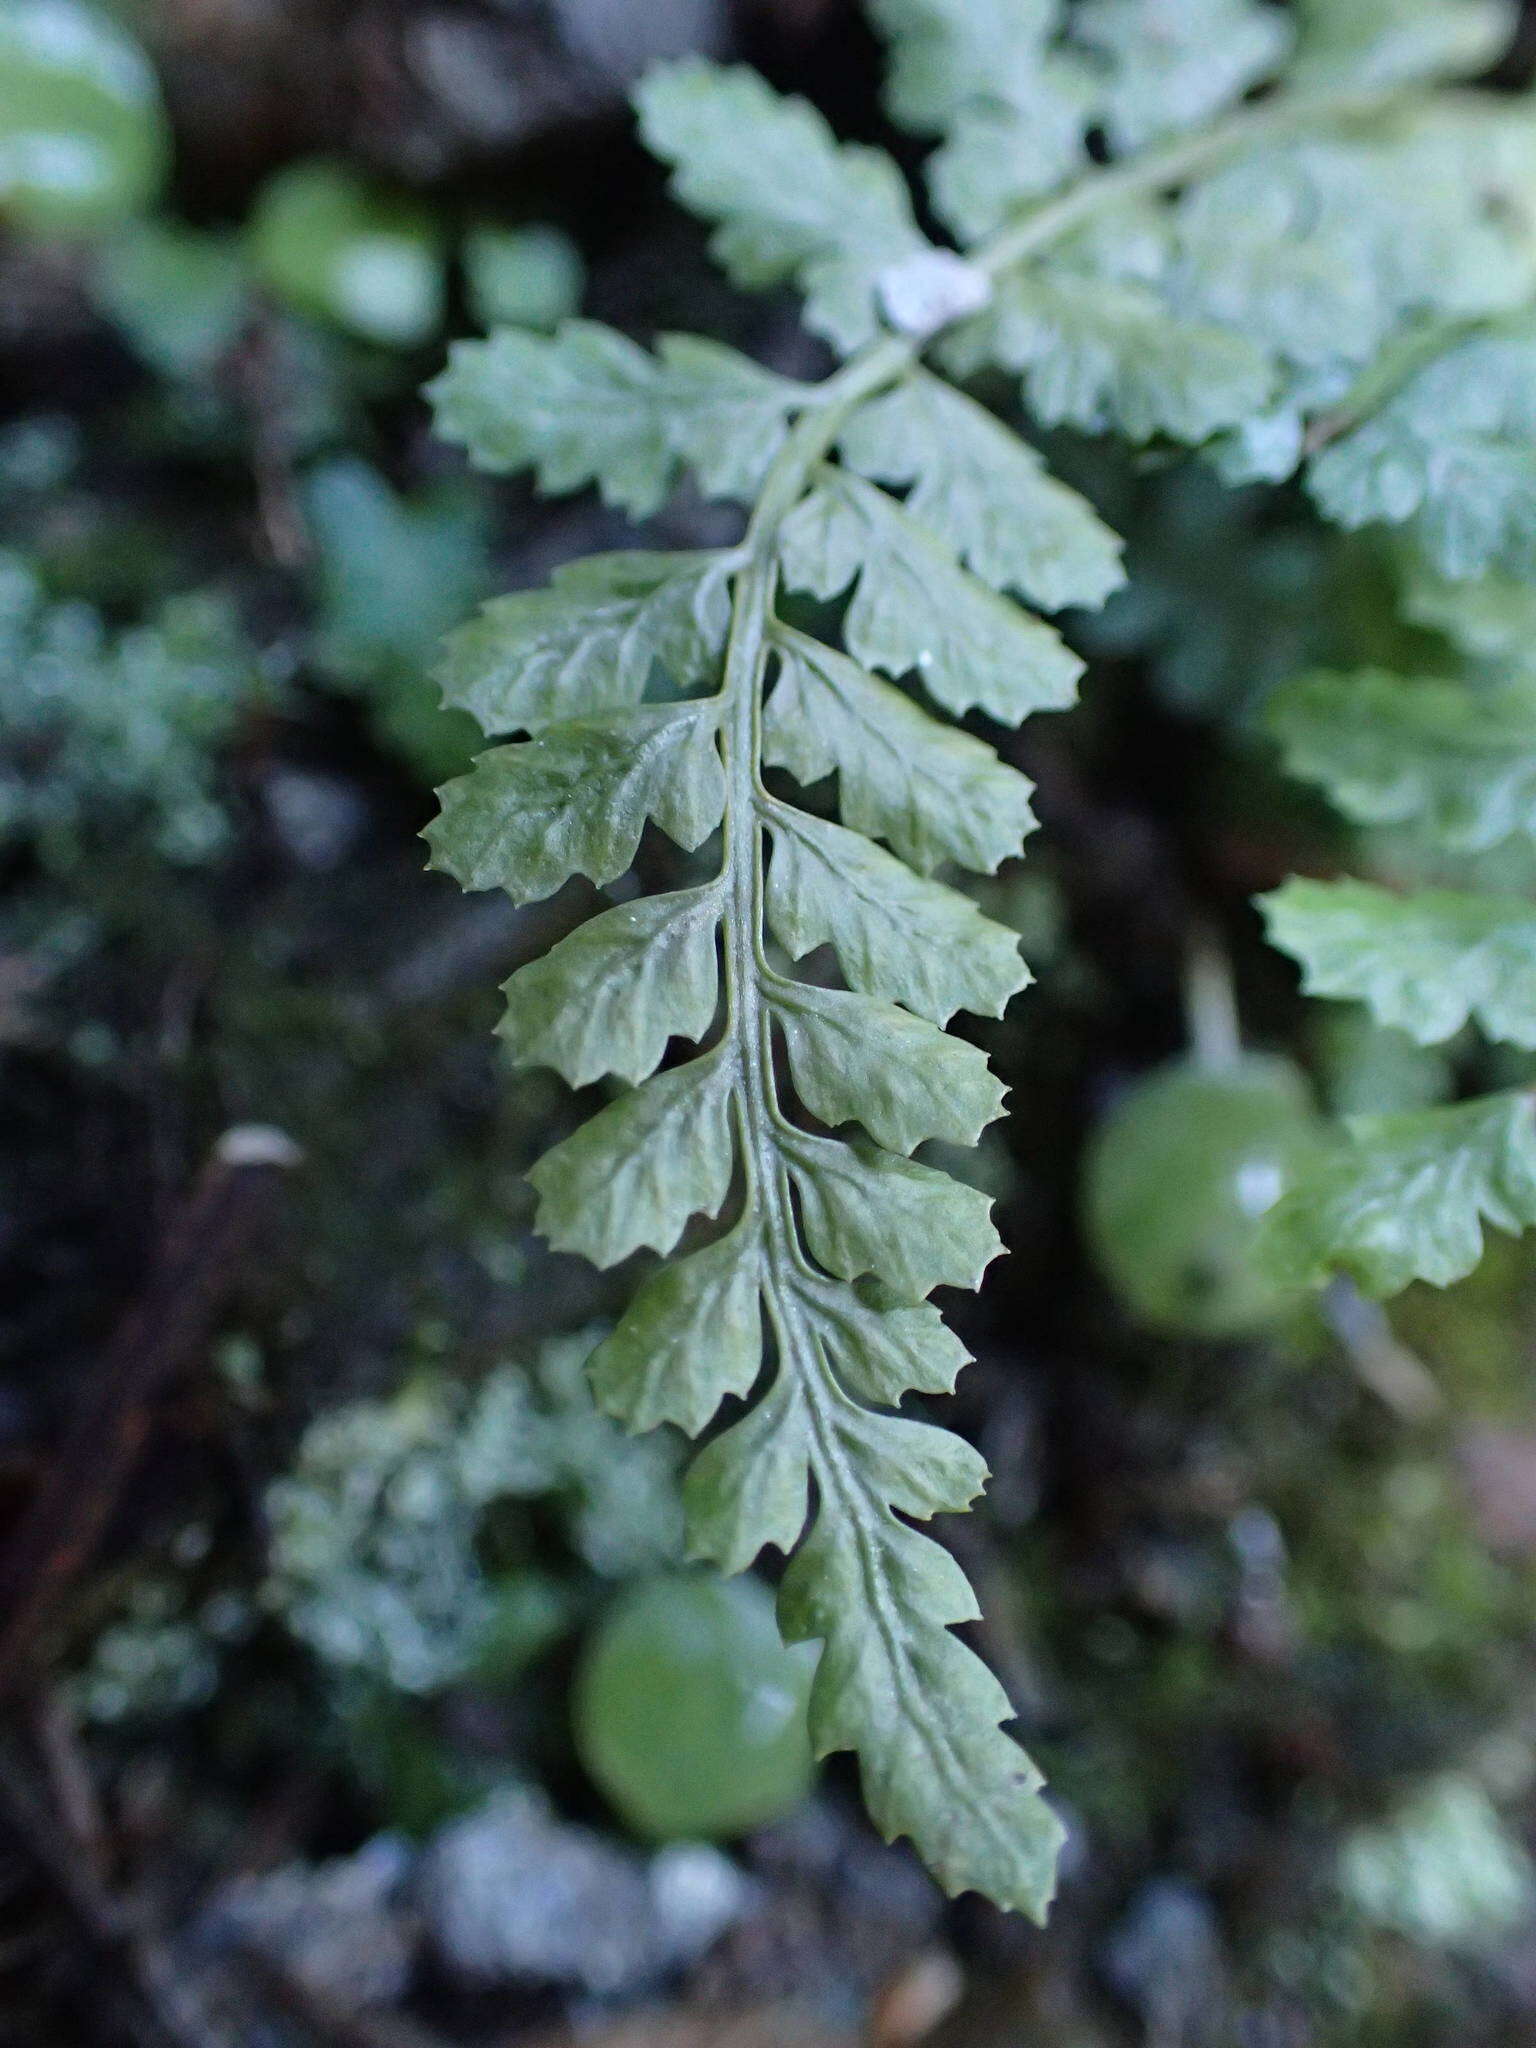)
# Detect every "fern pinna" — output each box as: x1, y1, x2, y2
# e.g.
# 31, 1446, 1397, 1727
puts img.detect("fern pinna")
423, 0, 1527, 1915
